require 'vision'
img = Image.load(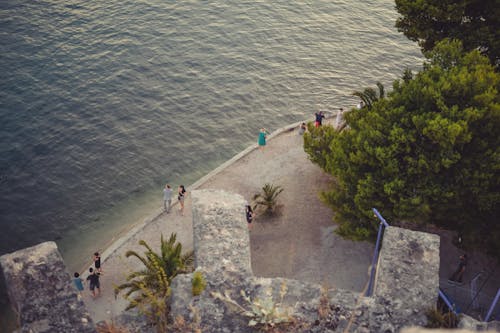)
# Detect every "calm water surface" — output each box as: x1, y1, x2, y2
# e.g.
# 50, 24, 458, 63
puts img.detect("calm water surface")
0, 0, 422, 322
